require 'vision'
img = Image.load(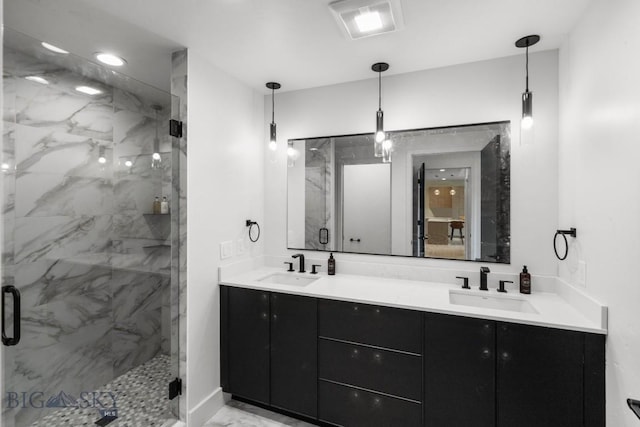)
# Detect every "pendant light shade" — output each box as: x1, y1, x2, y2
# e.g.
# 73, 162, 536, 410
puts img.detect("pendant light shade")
516, 35, 540, 130
266, 82, 281, 151
372, 62, 389, 157
151, 104, 162, 169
